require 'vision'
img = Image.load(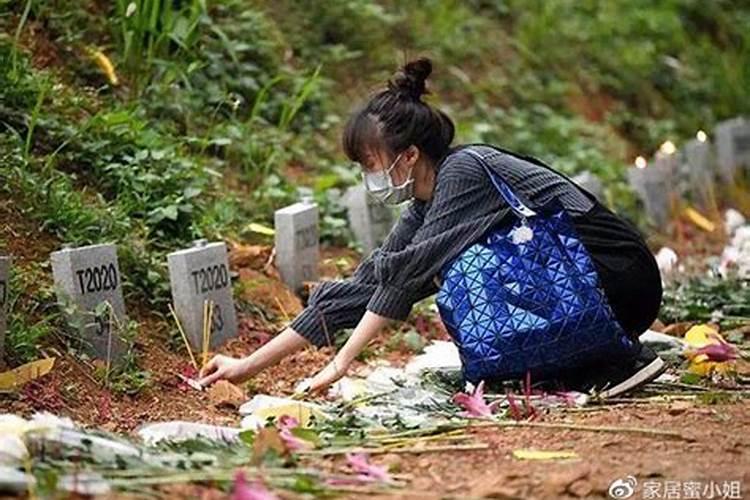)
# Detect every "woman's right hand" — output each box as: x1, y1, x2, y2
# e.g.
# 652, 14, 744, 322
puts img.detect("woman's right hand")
198, 355, 251, 387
